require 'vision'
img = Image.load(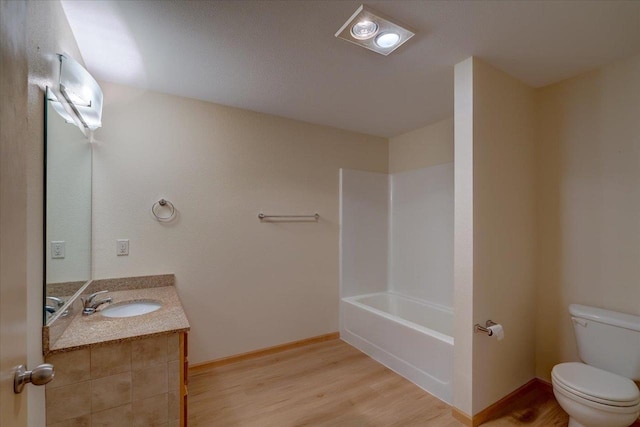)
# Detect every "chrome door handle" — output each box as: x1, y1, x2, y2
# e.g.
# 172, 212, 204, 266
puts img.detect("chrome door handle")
14, 363, 55, 393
